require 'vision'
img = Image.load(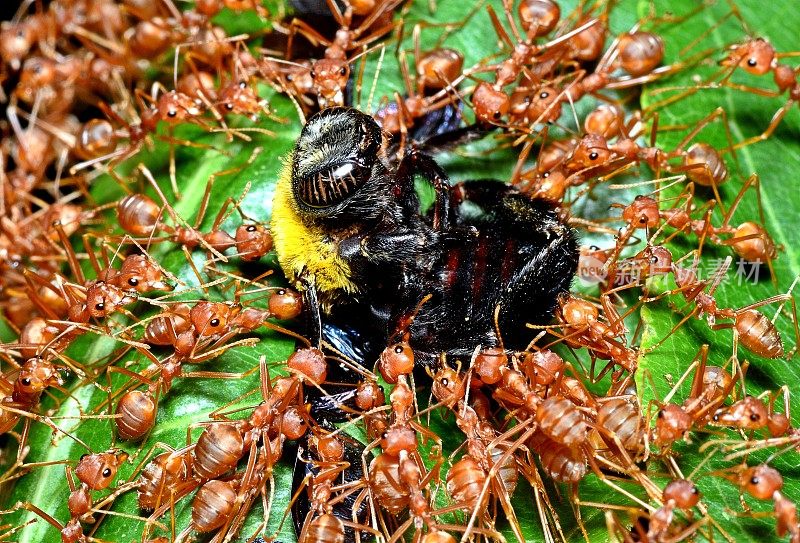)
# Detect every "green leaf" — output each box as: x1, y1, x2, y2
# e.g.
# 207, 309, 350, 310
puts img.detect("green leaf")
637, 0, 800, 541
6, 0, 800, 542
